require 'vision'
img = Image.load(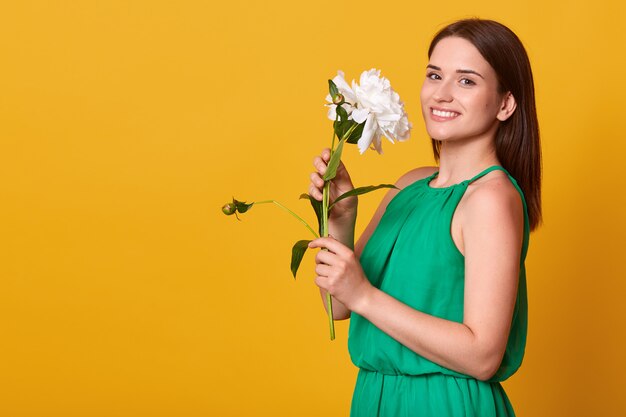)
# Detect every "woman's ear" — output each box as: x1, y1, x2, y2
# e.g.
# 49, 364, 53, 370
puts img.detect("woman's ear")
497, 92, 517, 121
